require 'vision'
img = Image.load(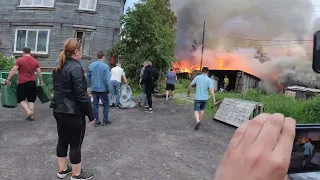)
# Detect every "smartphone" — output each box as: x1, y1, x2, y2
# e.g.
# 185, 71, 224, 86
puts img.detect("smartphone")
288, 124, 320, 174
